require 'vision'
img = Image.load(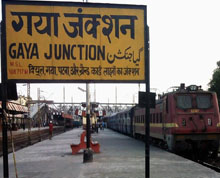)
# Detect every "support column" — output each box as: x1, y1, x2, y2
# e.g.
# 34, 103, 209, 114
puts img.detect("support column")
83, 83, 93, 163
